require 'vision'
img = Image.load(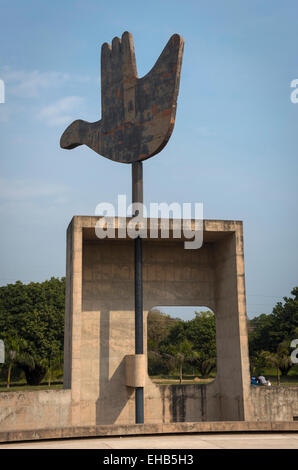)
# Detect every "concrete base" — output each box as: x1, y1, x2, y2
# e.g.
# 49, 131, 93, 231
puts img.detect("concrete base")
64, 216, 251, 426
1, 421, 298, 444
